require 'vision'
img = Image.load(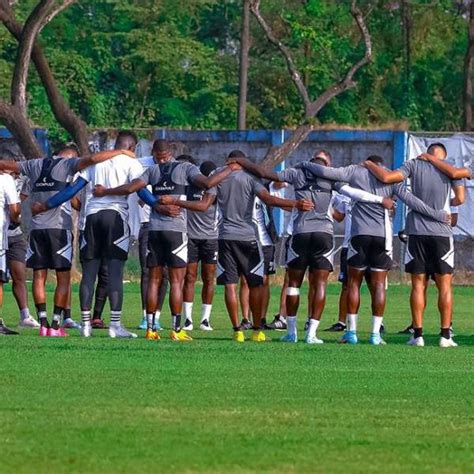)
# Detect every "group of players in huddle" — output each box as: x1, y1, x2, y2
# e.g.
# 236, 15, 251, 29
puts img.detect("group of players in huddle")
0, 130, 470, 347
